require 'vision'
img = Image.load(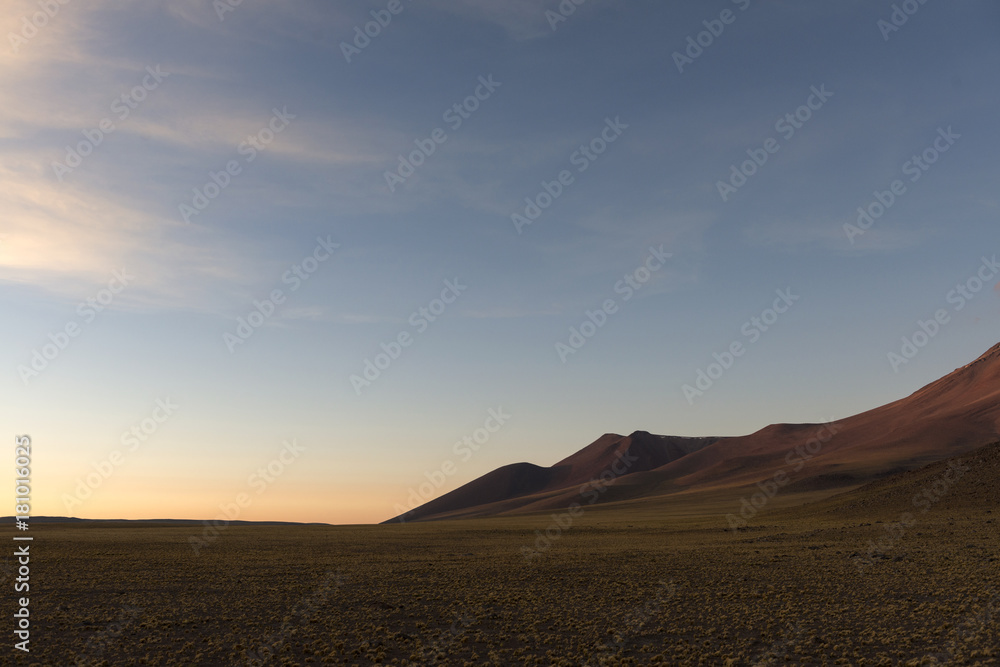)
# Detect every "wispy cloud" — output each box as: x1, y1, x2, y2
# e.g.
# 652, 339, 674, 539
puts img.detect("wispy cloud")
743, 218, 934, 254
424, 0, 565, 41
0, 1, 383, 311
0, 159, 254, 310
